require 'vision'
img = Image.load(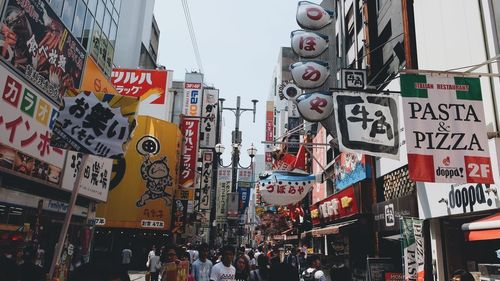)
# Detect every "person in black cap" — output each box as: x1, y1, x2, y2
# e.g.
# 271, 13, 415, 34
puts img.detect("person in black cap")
269, 246, 299, 281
